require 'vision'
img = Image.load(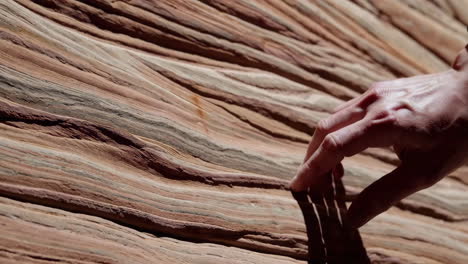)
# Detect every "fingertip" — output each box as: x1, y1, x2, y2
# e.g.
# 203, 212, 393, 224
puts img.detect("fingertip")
290, 165, 310, 192
289, 177, 307, 192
